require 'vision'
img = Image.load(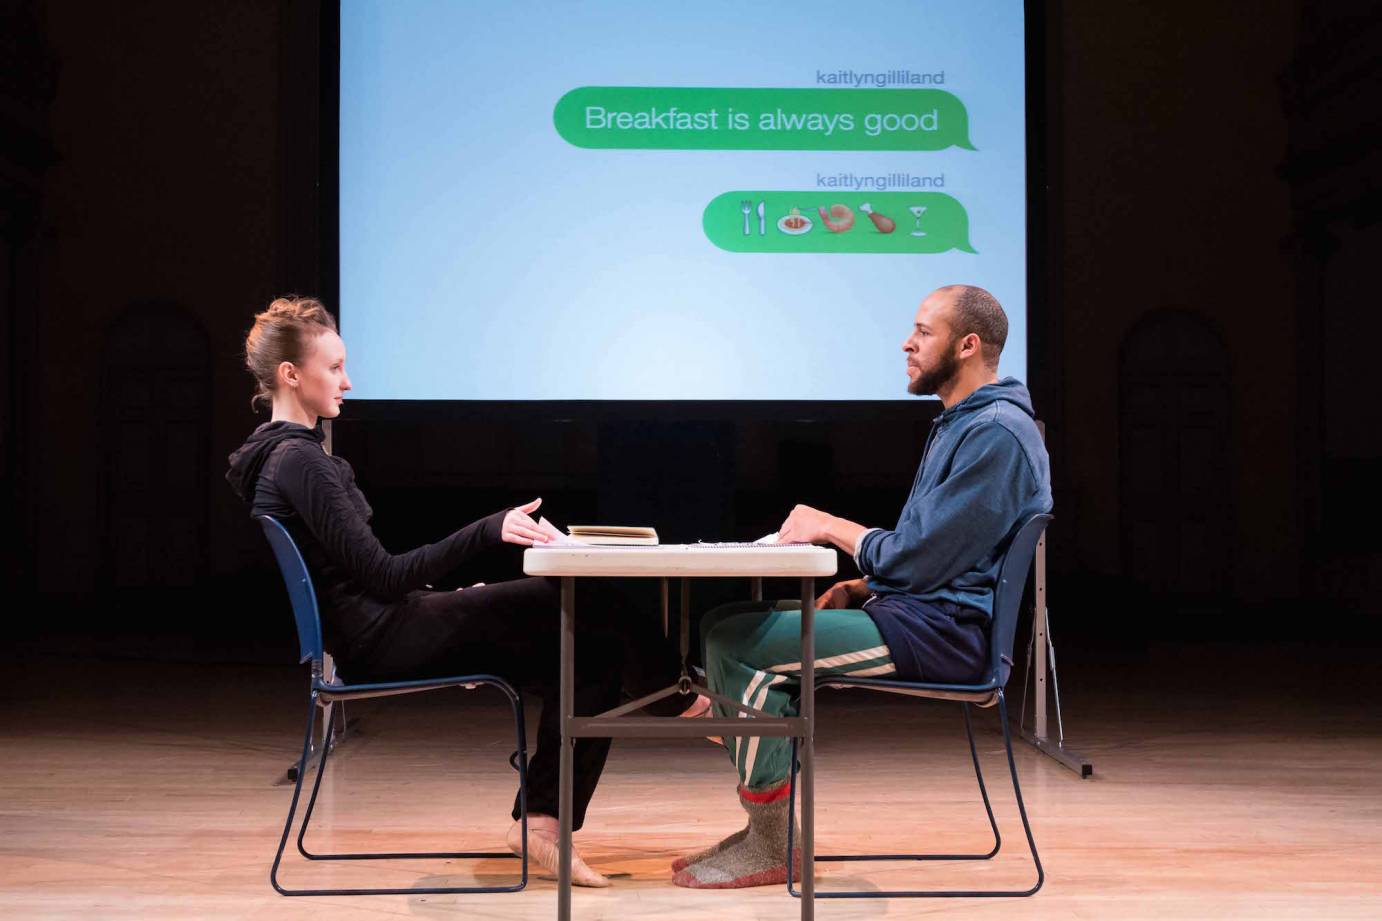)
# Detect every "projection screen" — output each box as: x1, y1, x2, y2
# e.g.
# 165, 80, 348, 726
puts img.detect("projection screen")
339, 0, 1028, 401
